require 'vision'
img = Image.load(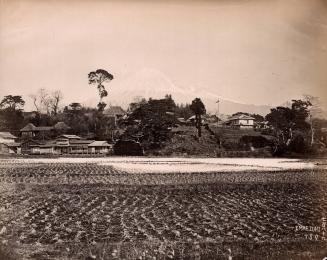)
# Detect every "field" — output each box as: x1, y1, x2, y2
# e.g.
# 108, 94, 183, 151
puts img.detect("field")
0, 157, 326, 259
